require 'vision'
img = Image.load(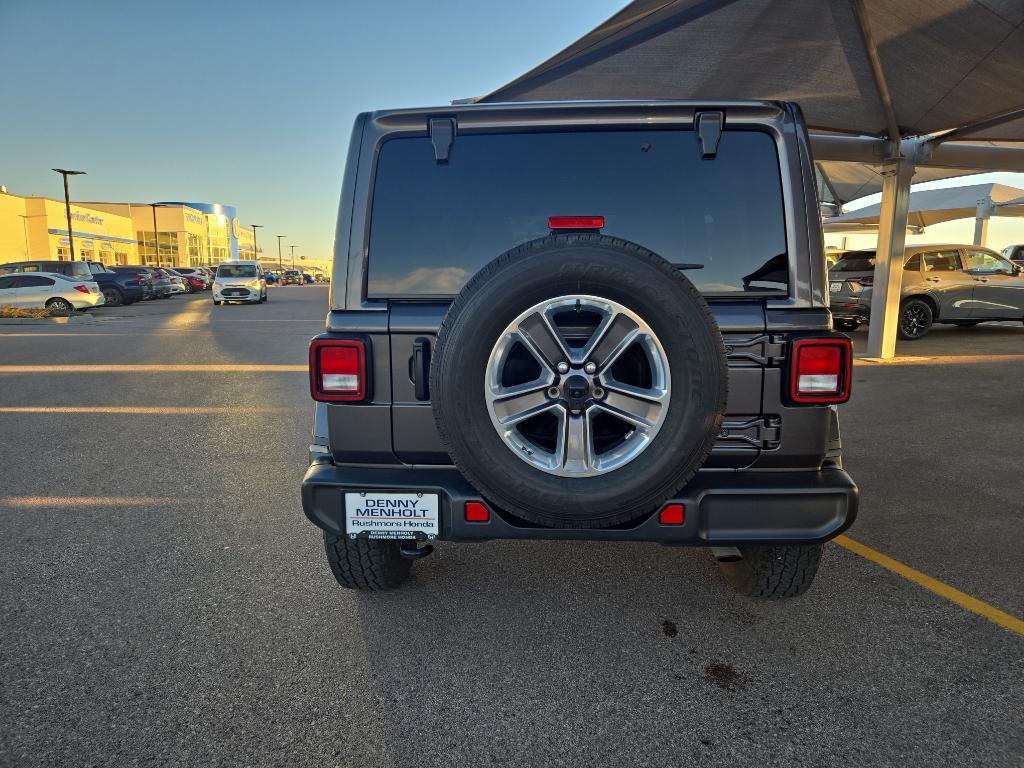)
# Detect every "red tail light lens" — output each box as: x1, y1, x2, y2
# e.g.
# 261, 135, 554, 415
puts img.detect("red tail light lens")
310, 339, 367, 402
73, 284, 90, 294
465, 501, 490, 522
659, 504, 685, 525
790, 338, 852, 404
548, 215, 605, 230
